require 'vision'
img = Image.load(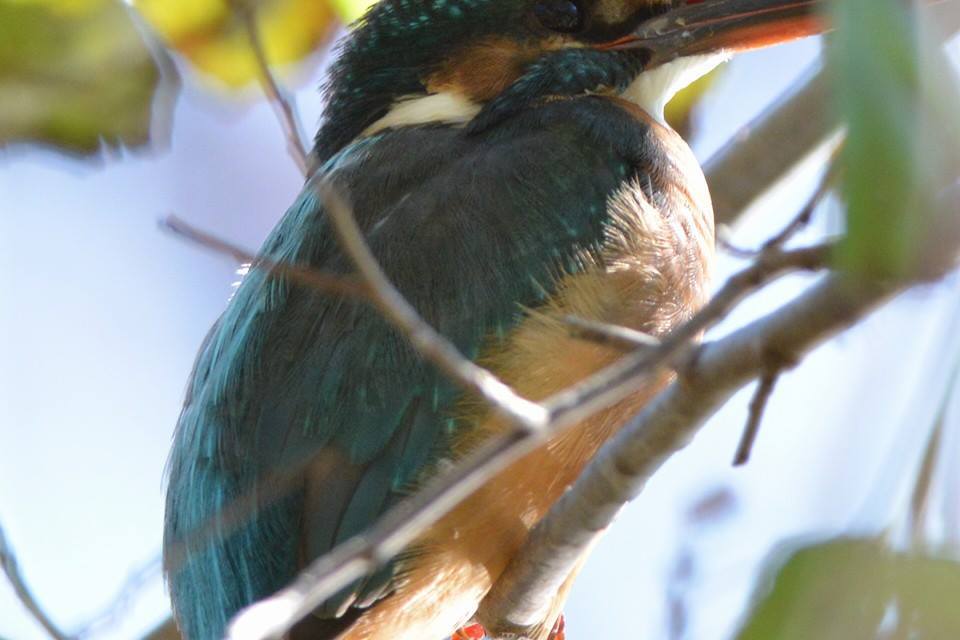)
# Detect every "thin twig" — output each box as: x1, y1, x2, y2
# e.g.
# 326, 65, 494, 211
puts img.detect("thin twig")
0, 521, 71, 640
760, 152, 841, 251
561, 315, 661, 351
231, 0, 311, 175
715, 224, 760, 259
718, 155, 839, 259
732, 369, 781, 466
317, 182, 551, 432
226, 197, 835, 640
159, 215, 367, 299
